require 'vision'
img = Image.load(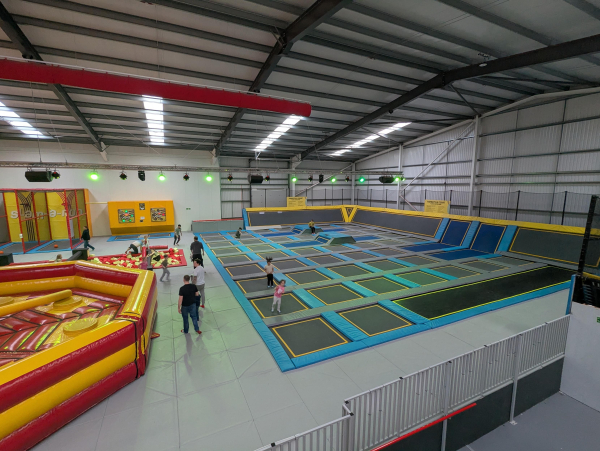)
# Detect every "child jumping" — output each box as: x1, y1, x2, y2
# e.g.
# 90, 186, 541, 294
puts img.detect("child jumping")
159, 255, 170, 282
272, 279, 286, 314
265, 257, 275, 288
